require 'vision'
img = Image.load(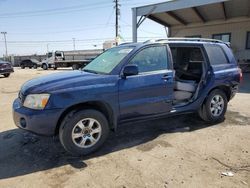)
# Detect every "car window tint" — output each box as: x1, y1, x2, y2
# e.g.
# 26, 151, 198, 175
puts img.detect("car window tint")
129, 46, 168, 73
205, 45, 228, 65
